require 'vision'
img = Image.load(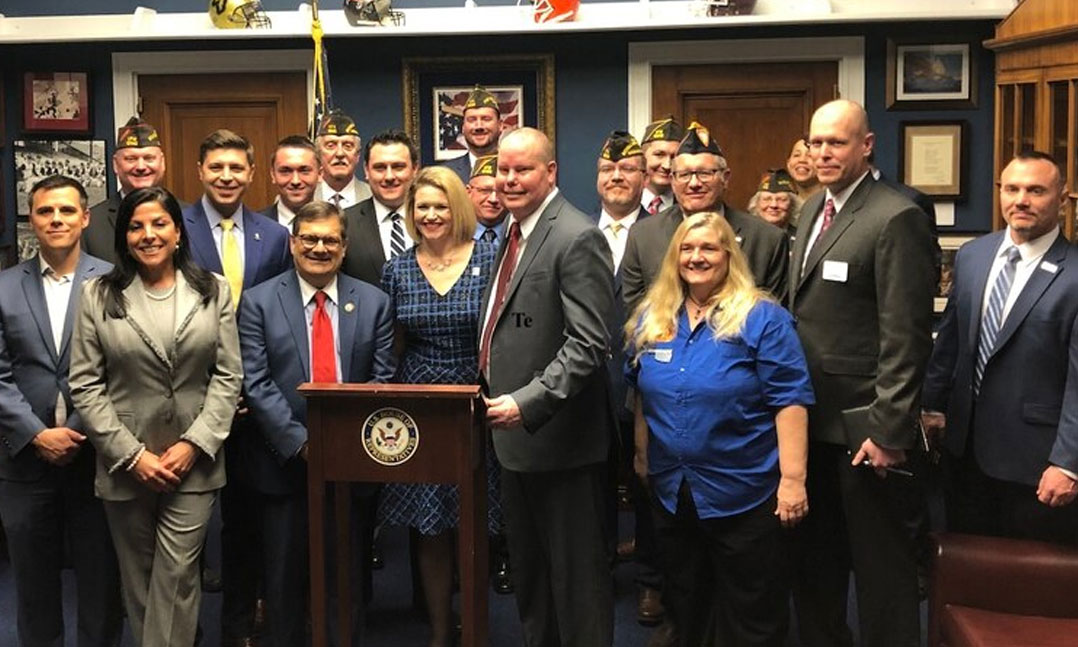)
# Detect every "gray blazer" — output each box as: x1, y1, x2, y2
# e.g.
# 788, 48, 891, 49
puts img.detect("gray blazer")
70, 272, 243, 500
482, 192, 616, 472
